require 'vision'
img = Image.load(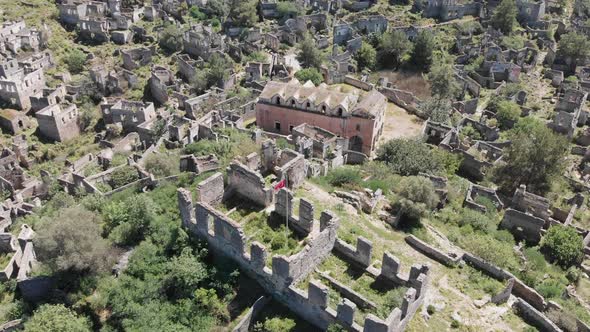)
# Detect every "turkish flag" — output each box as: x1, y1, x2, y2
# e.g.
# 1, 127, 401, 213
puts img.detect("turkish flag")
274, 179, 286, 191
